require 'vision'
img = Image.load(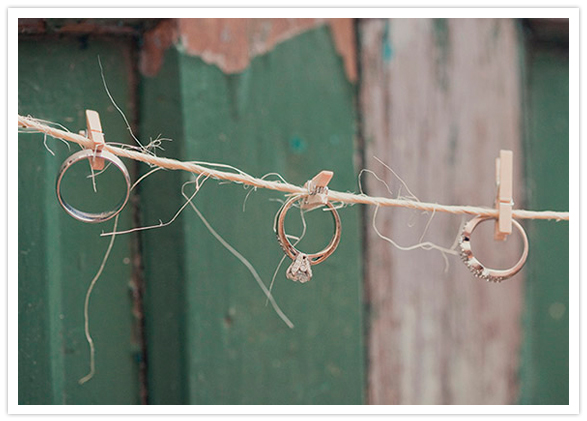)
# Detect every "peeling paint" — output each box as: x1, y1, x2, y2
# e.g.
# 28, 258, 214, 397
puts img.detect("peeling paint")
328, 18, 358, 82
140, 18, 357, 82
139, 19, 179, 76
381, 21, 394, 61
